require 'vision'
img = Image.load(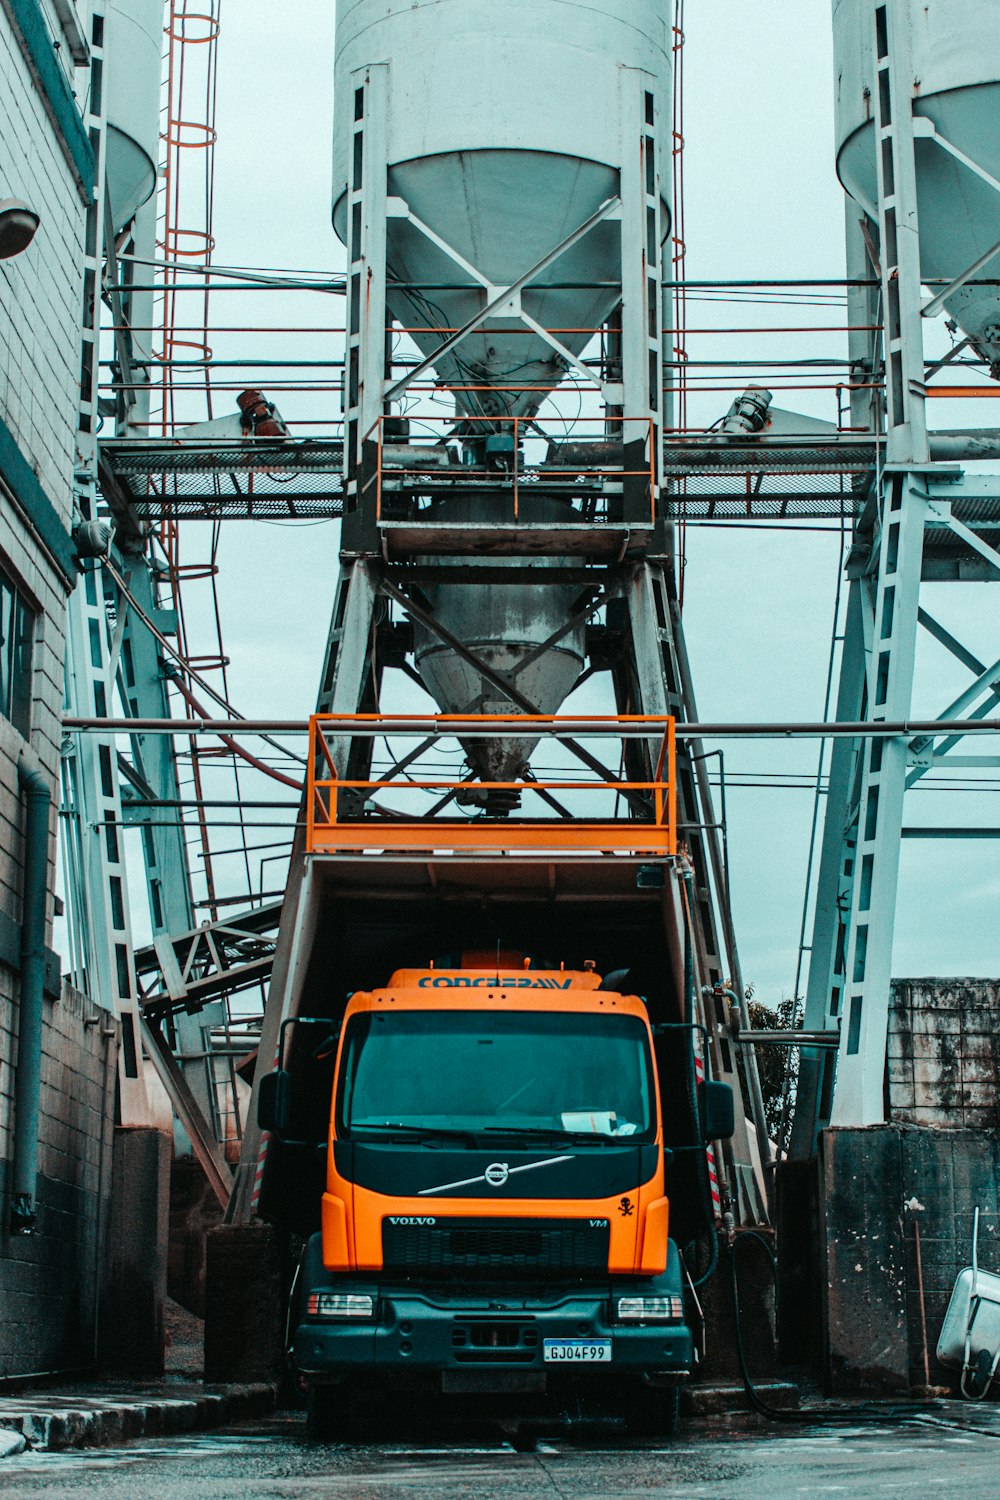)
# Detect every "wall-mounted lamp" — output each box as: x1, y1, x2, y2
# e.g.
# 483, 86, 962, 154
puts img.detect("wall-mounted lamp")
0, 199, 41, 260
